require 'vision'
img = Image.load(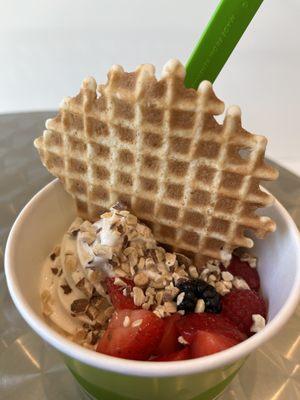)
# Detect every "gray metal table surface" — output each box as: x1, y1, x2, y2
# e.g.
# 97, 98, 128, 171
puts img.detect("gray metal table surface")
0, 112, 299, 400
